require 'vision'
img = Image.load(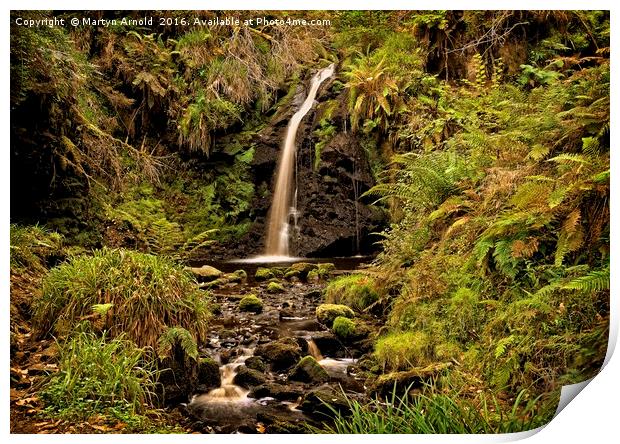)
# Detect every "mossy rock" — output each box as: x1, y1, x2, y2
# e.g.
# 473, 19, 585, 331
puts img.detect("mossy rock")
233, 269, 247, 280
245, 356, 266, 372
255, 337, 302, 371
288, 356, 330, 383
255, 267, 275, 281
332, 316, 357, 340
316, 304, 355, 327
369, 363, 452, 398
267, 281, 285, 293
307, 269, 320, 282
317, 263, 336, 273
249, 383, 304, 401
299, 385, 350, 417
232, 365, 267, 388
284, 270, 300, 280
239, 294, 263, 313
196, 357, 221, 392
199, 277, 229, 289
287, 262, 318, 278
187, 265, 223, 282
